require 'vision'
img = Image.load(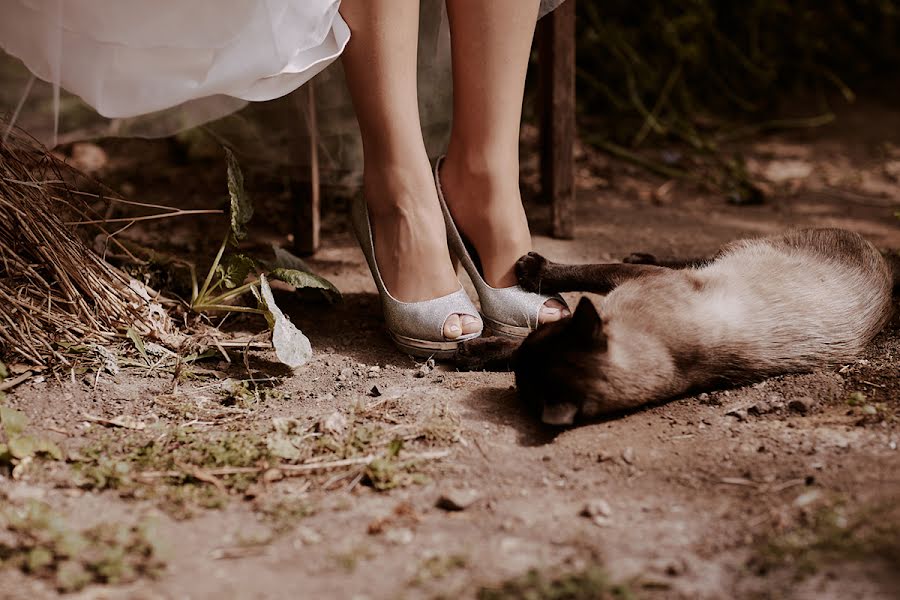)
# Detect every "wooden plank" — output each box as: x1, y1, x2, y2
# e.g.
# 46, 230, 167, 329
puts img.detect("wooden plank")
538, 0, 576, 239
291, 82, 321, 256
